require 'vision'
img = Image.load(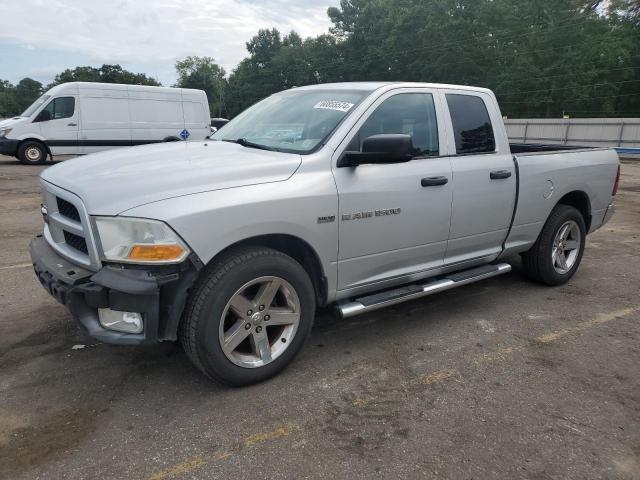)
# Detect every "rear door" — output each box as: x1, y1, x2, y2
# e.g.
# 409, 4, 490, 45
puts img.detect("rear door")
37, 96, 79, 155
333, 88, 453, 291
182, 90, 211, 141
129, 88, 184, 143
441, 90, 516, 264
78, 93, 132, 154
